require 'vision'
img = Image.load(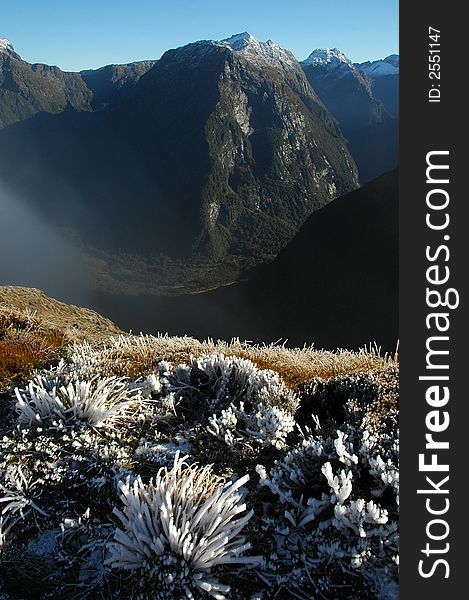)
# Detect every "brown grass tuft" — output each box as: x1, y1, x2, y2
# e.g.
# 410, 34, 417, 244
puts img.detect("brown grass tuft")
70, 334, 398, 391
0, 310, 67, 389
